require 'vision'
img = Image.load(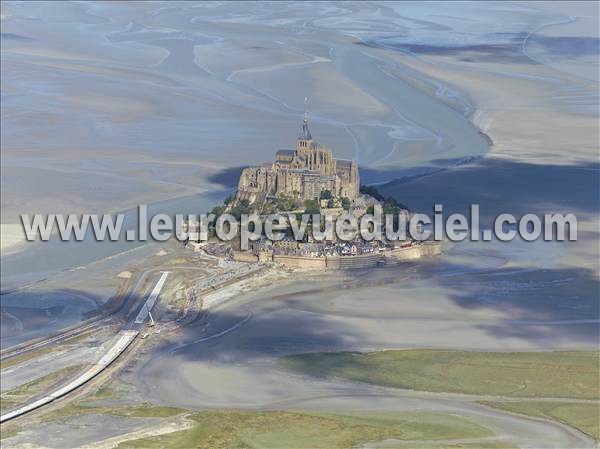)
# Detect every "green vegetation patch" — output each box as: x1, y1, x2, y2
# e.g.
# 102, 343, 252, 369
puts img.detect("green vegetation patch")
116, 410, 491, 449
0, 424, 22, 440
40, 401, 186, 422
91, 385, 115, 400
390, 444, 516, 449
279, 350, 599, 399
111, 404, 187, 419
481, 401, 600, 441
